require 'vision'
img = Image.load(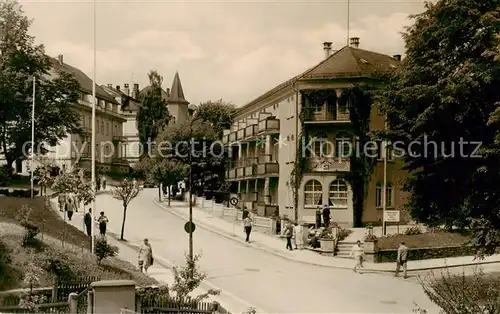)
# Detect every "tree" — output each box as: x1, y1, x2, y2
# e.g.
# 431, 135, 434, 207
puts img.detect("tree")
111, 179, 141, 240
378, 0, 500, 255
137, 70, 171, 157
51, 170, 94, 206
33, 156, 56, 197
195, 100, 236, 138
138, 156, 187, 205
0, 0, 82, 168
